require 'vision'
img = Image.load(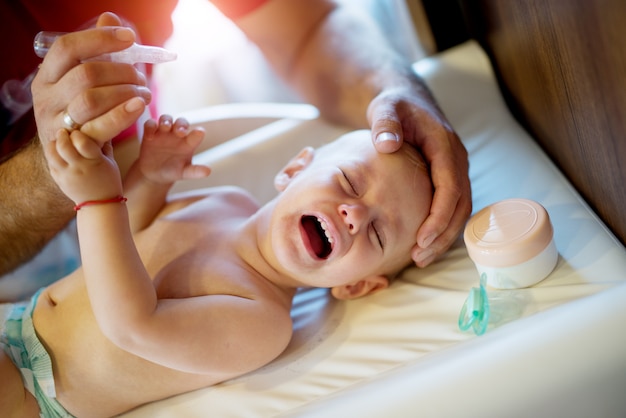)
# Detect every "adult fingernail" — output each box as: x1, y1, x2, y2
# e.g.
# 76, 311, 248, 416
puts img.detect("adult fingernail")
375, 132, 398, 144
137, 86, 152, 102
115, 27, 135, 42
125, 97, 145, 113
